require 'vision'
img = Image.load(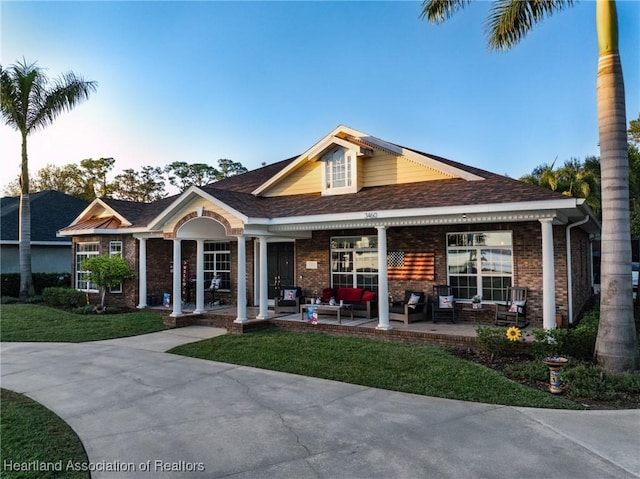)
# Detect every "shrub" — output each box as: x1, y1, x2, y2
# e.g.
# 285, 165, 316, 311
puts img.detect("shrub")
74, 305, 95, 315
561, 363, 620, 401
564, 310, 599, 361
475, 326, 521, 358
42, 287, 86, 309
1, 273, 72, 298
529, 328, 569, 359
